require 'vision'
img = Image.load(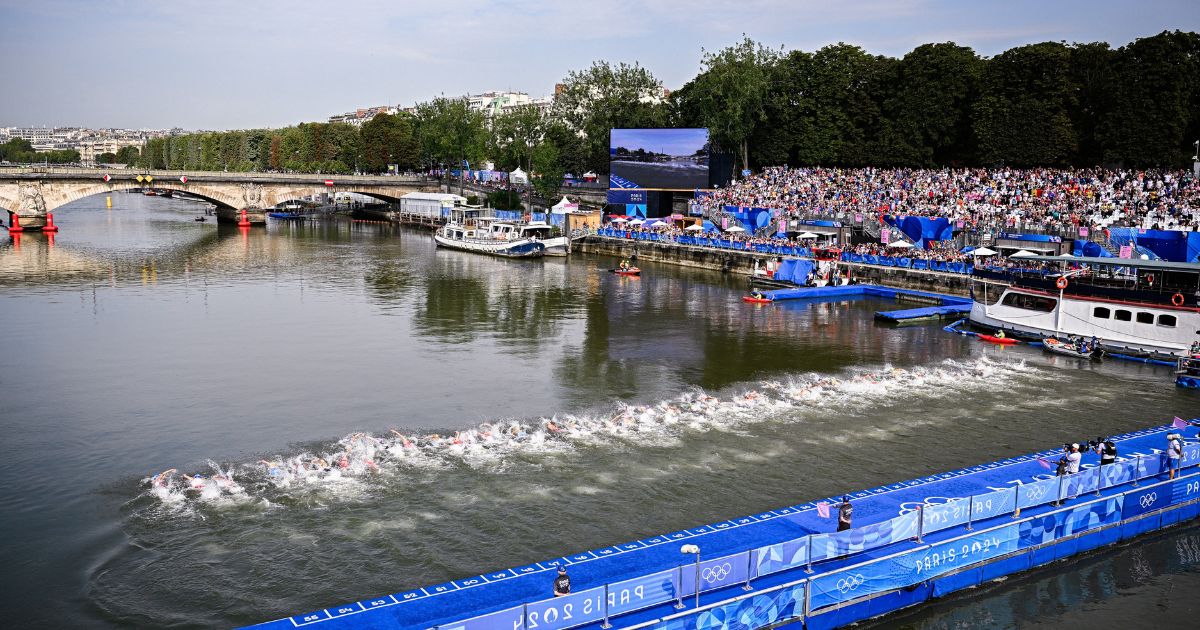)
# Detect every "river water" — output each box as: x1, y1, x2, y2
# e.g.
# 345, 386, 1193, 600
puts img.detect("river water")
0, 195, 1196, 629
